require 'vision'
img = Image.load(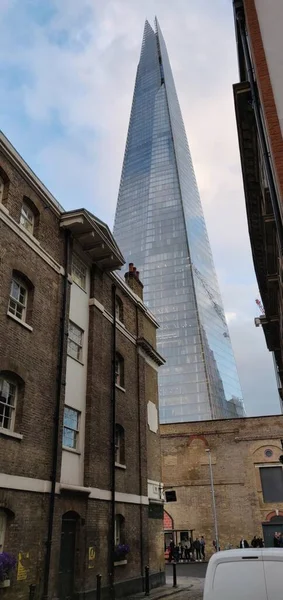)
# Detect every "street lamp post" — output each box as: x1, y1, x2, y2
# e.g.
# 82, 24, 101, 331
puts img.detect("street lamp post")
205, 449, 219, 552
